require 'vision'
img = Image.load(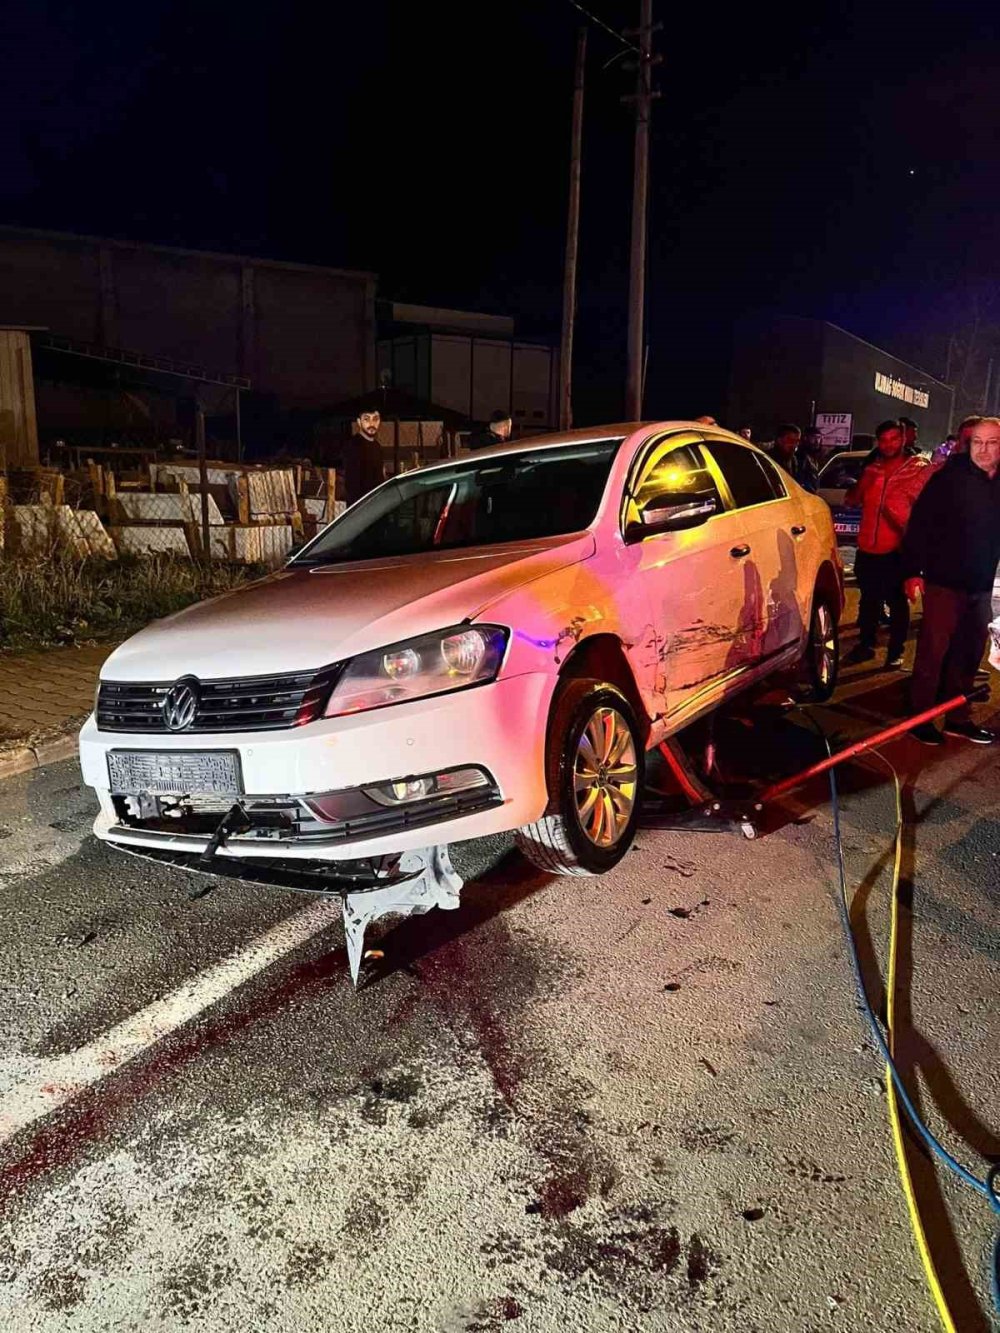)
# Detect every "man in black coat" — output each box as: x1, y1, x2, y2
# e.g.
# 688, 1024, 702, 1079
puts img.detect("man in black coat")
467, 410, 513, 451
902, 416, 1000, 744
318, 405, 385, 506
